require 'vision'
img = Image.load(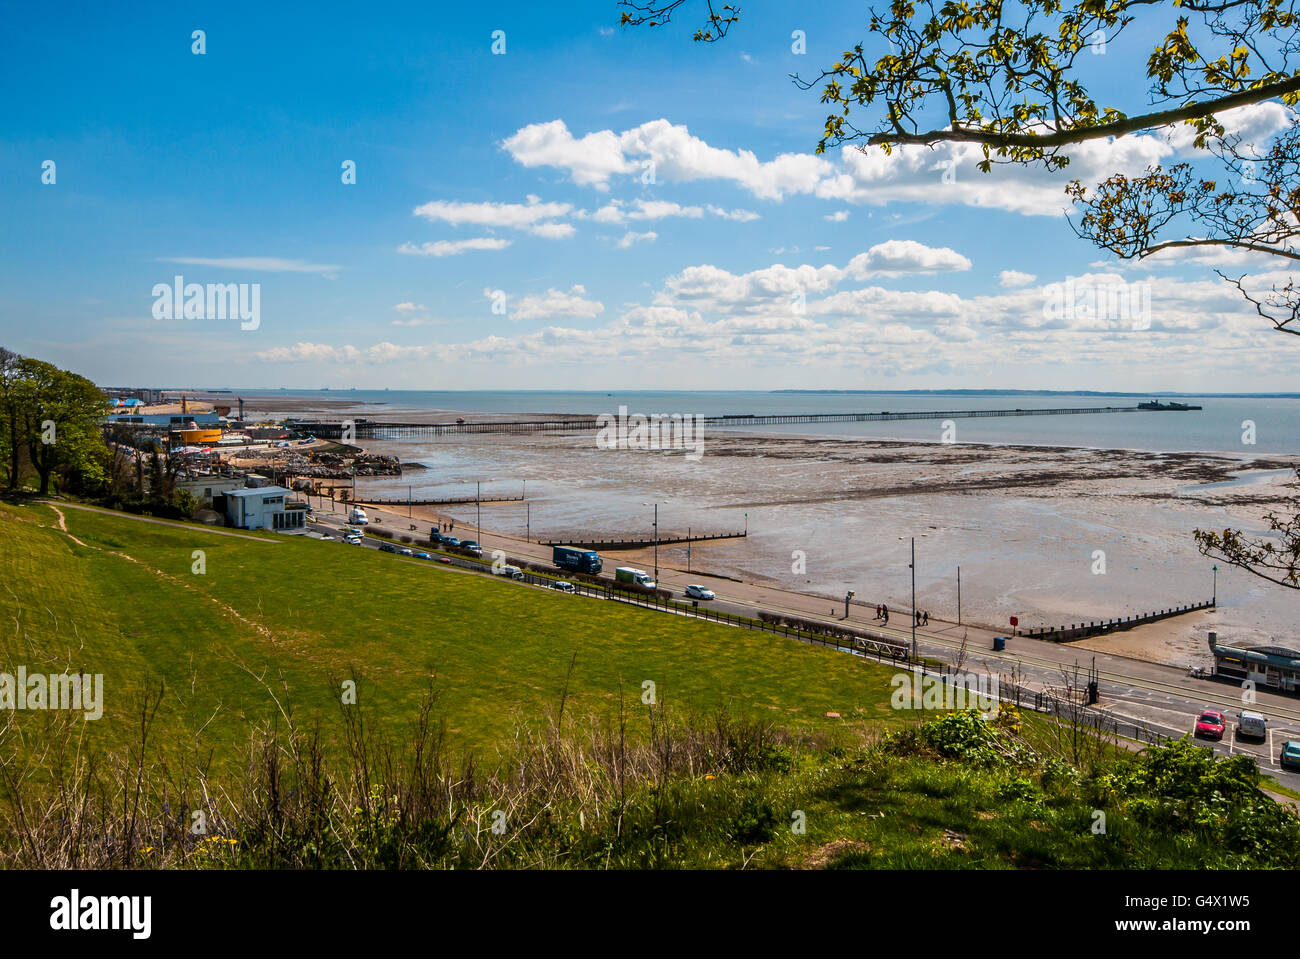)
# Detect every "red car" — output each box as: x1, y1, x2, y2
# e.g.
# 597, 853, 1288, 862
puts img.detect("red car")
1195, 710, 1226, 740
